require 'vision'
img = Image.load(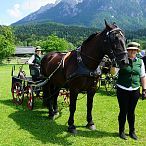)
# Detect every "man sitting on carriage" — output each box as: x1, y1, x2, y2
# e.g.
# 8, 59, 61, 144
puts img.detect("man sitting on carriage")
28, 46, 42, 65
27, 46, 43, 81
